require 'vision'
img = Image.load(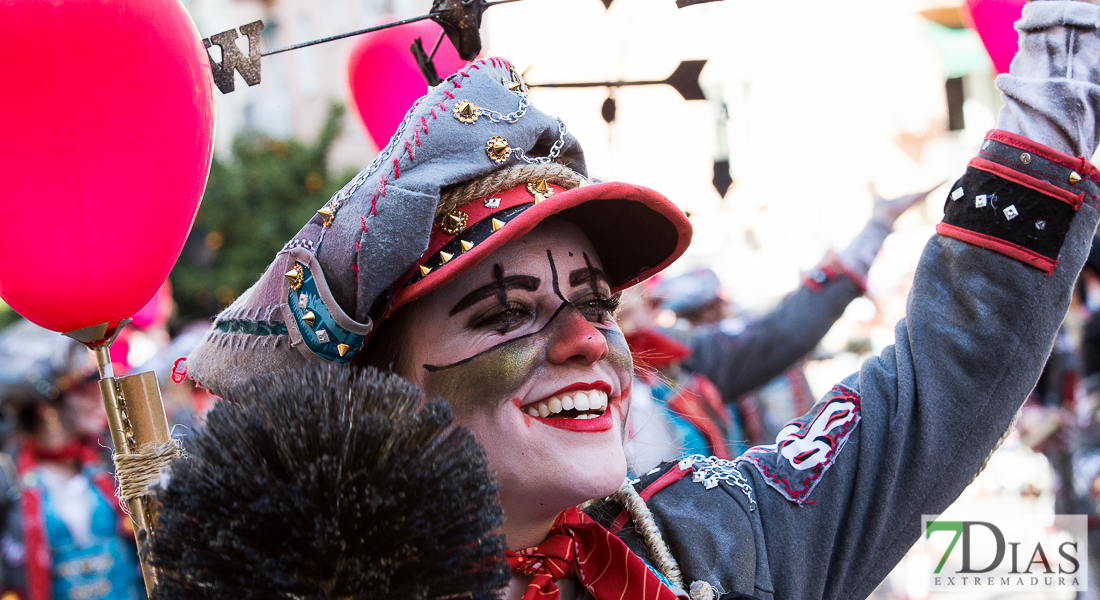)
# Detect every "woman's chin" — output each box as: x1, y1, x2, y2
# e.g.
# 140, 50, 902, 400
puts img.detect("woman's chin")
500, 450, 628, 519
